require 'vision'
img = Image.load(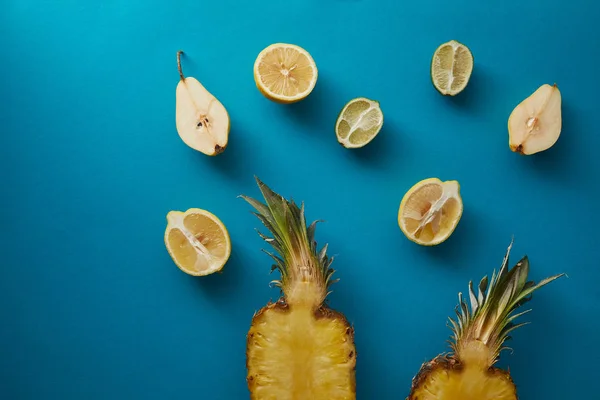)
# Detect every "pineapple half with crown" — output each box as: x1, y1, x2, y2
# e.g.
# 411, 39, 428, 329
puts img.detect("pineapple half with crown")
408, 241, 564, 400
241, 177, 356, 400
